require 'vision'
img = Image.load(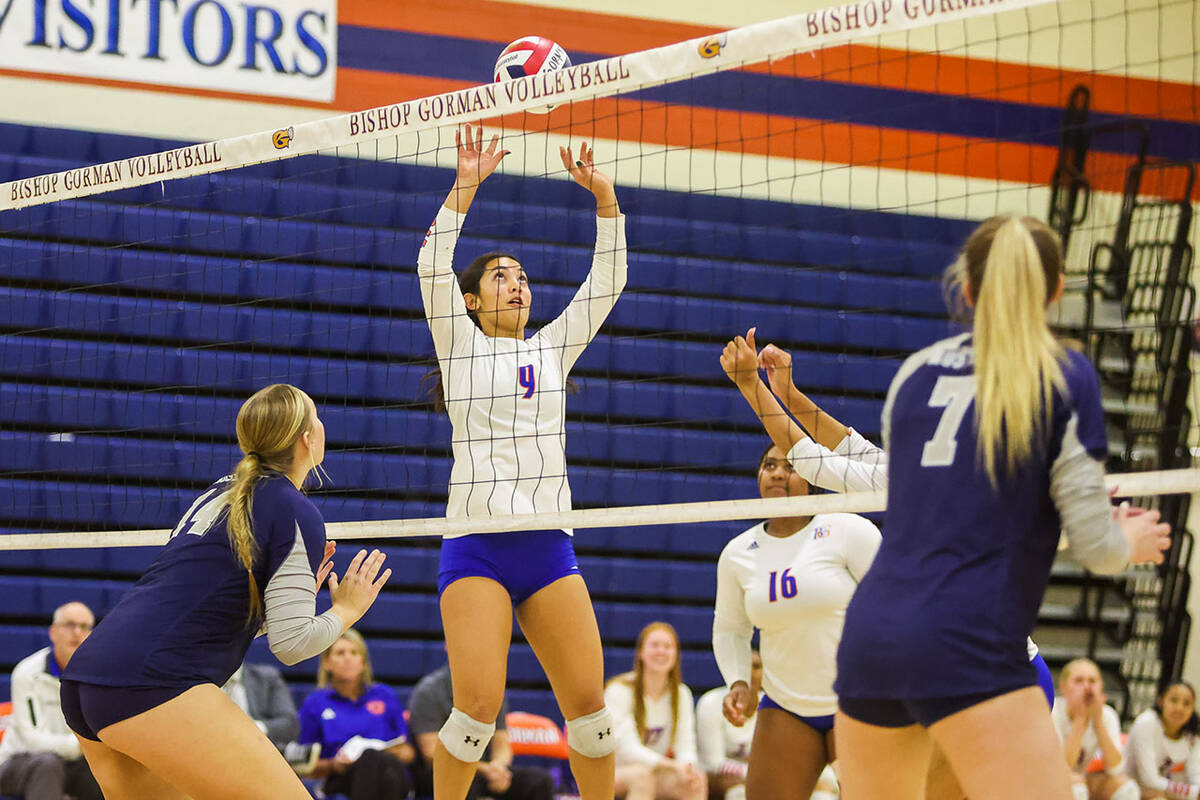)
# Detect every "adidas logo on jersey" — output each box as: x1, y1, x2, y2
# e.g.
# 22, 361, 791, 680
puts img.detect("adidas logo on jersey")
748, 541, 759, 550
